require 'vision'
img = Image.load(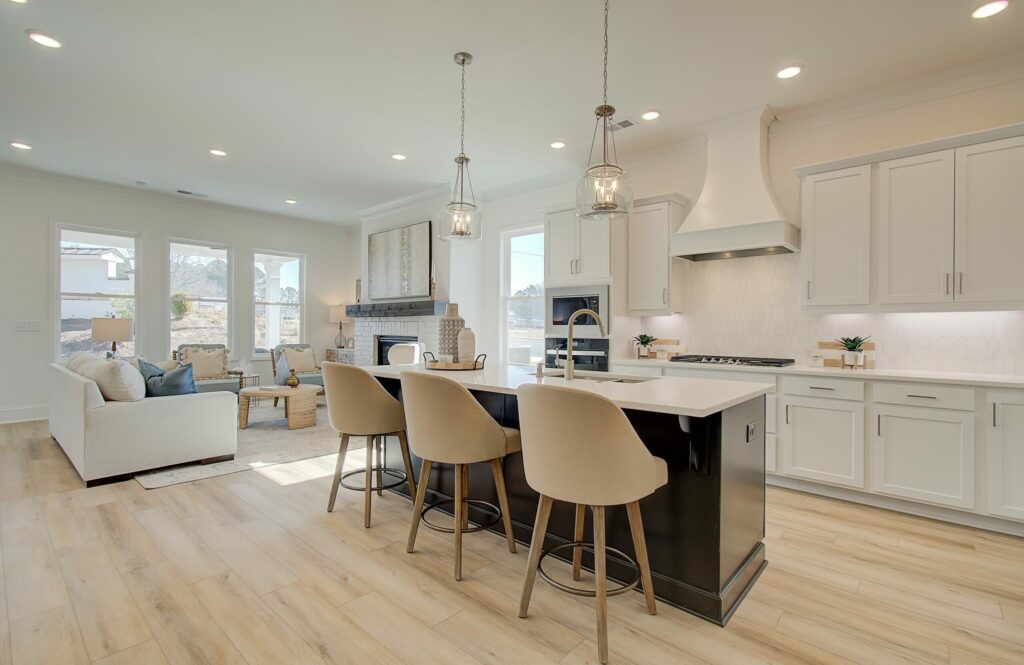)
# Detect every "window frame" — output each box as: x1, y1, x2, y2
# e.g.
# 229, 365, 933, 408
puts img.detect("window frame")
167, 238, 233, 356
252, 249, 306, 357
53, 223, 141, 360
500, 224, 545, 366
